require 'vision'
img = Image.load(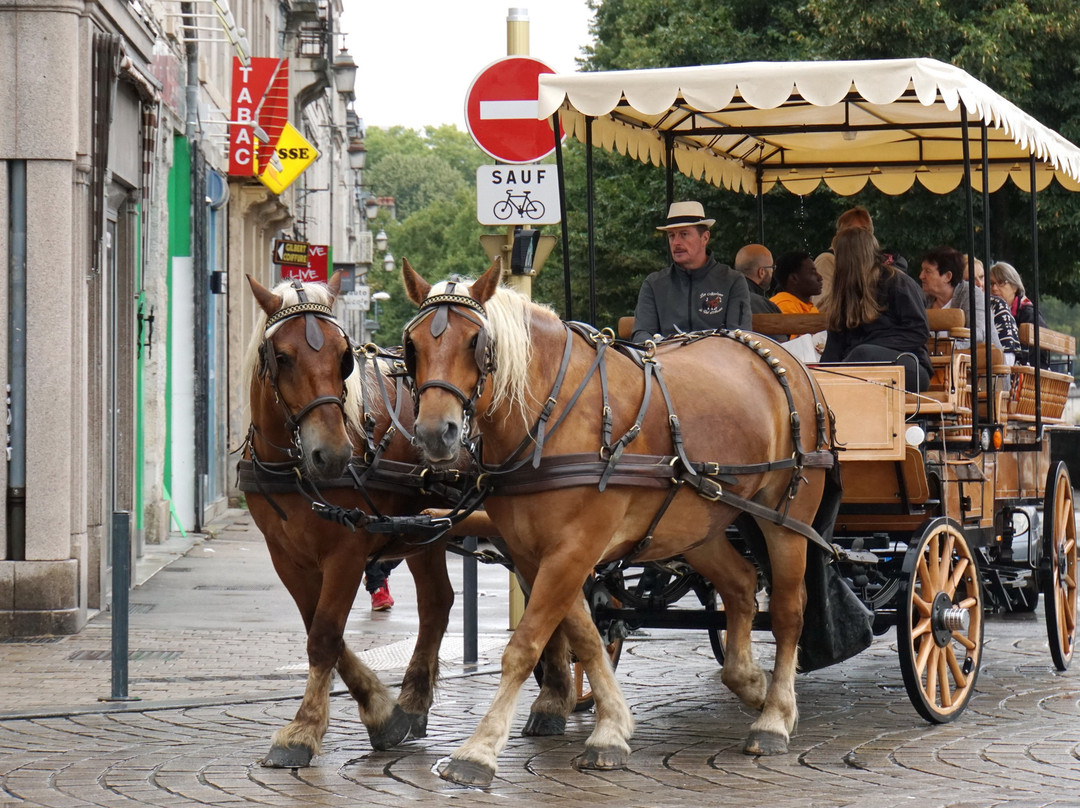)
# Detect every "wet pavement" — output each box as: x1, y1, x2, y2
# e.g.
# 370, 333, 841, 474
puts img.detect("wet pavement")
1, 510, 1078, 807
